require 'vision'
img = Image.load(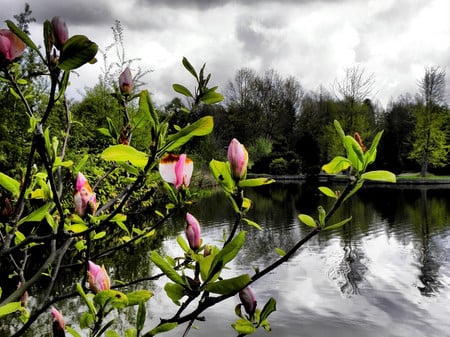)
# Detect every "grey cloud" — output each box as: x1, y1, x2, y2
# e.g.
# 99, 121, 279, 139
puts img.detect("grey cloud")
6, 0, 115, 26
